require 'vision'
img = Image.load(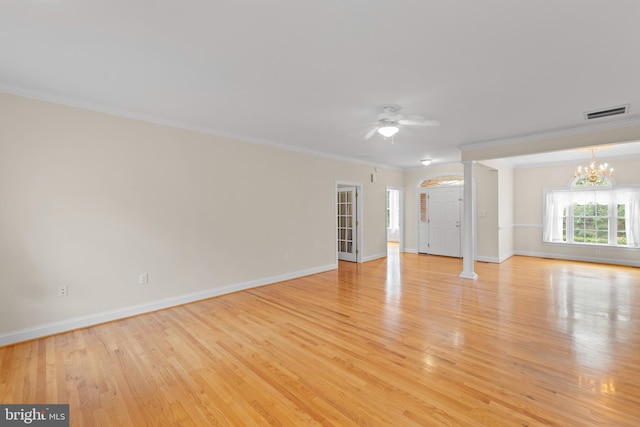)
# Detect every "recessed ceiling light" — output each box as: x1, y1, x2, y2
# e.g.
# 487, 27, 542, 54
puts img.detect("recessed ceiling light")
421, 159, 432, 166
